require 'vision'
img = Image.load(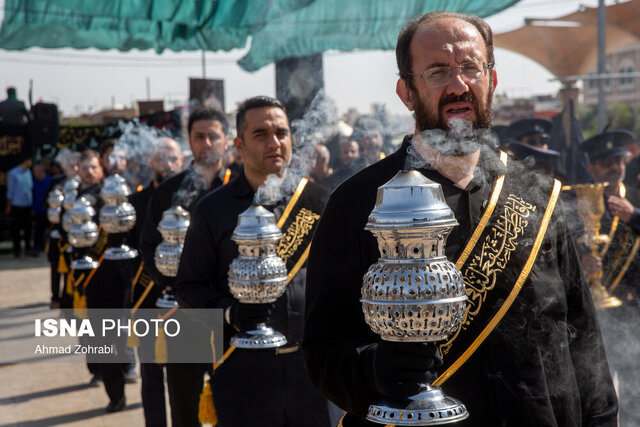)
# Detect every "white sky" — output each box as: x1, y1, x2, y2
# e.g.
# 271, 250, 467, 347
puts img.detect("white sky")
0, 0, 619, 118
